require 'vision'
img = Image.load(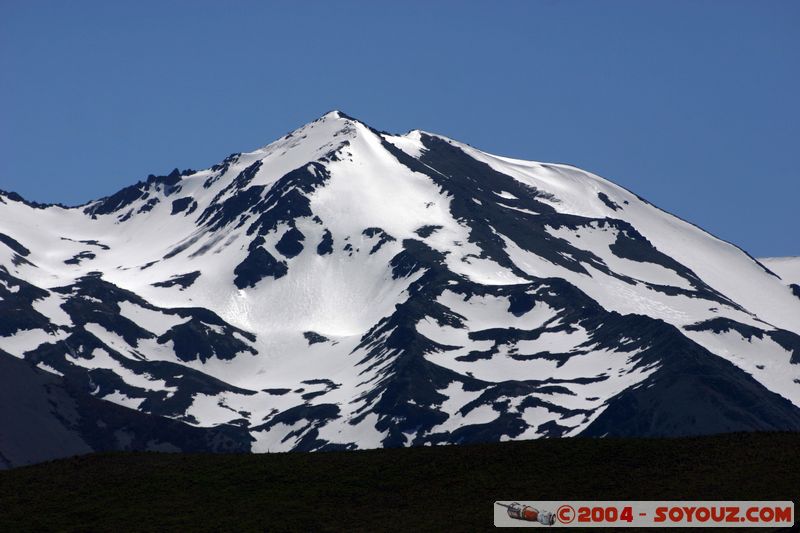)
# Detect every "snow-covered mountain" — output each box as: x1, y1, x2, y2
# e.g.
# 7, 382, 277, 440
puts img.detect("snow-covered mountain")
2, 111, 799, 467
